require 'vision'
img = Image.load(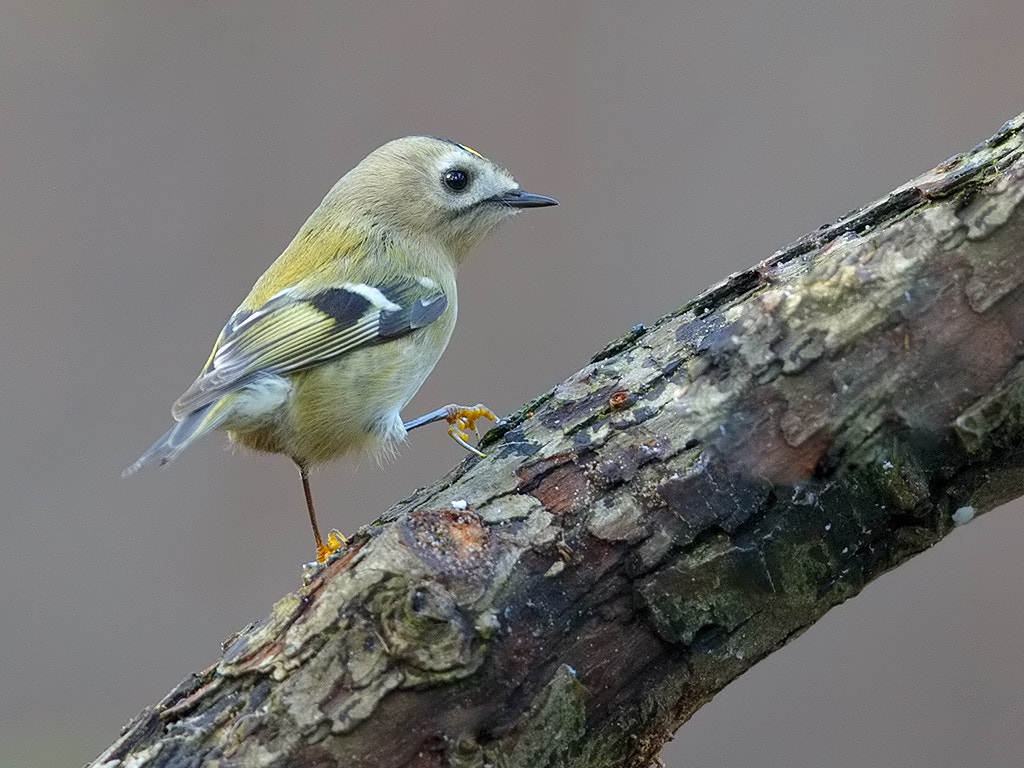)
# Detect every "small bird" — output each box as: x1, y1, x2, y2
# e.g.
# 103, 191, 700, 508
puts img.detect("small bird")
125, 136, 557, 562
